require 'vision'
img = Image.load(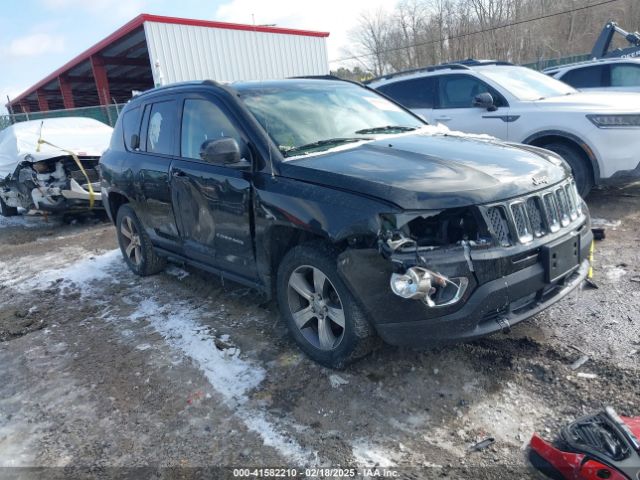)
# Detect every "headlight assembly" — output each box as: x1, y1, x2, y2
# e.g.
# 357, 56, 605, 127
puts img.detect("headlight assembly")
390, 267, 469, 307
587, 114, 640, 128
